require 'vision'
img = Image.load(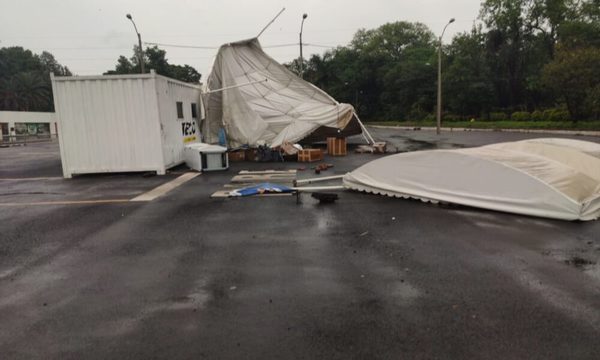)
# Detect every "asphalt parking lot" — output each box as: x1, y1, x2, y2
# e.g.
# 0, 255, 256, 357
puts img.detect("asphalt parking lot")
1, 127, 600, 359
